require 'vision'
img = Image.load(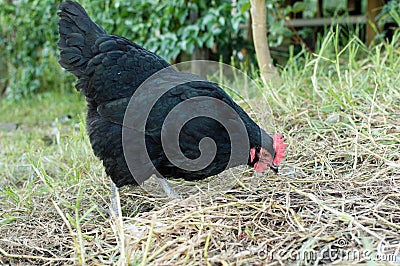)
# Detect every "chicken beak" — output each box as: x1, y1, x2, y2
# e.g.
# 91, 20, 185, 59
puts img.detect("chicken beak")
270, 164, 278, 173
